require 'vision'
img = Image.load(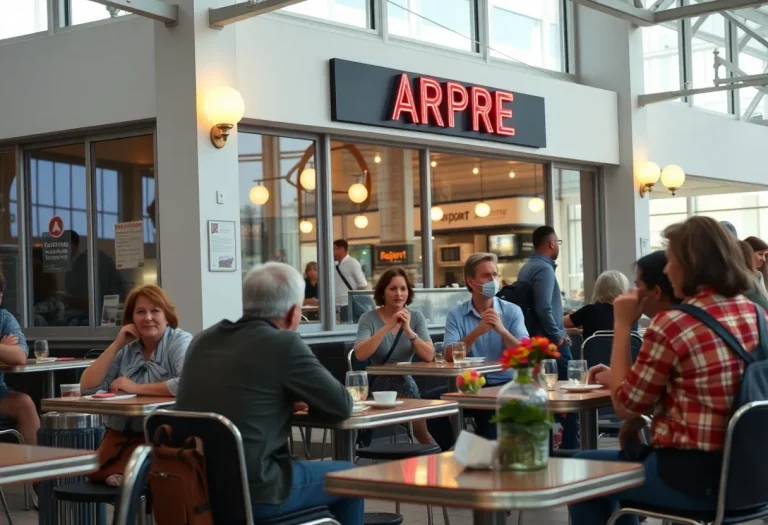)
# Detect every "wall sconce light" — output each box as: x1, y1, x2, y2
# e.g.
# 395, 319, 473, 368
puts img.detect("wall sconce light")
374, 154, 382, 164
660, 164, 686, 196
204, 86, 245, 149
508, 170, 516, 179
637, 161, 661, 197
